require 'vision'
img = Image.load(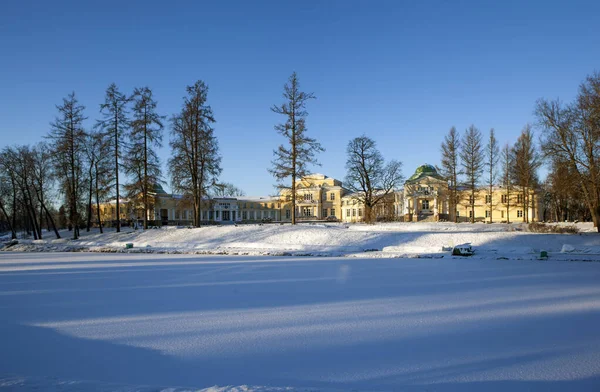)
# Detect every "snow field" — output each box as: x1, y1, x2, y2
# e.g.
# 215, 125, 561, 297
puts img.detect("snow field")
1, 251, 600, 391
